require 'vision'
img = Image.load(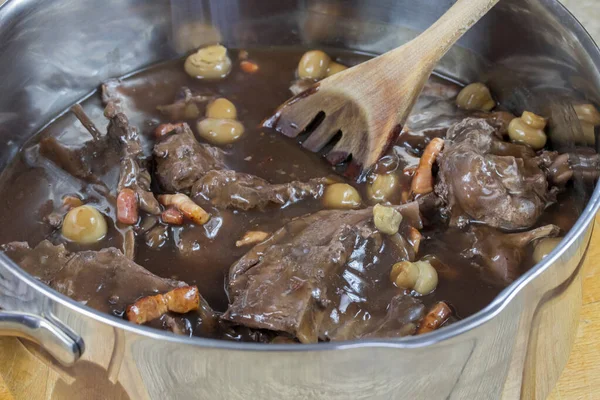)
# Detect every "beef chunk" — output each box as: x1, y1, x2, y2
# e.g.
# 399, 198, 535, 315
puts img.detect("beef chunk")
154, 126, 332, 211
570, 147, 600, 182
36, 127, 116, 185
463, 224, 559, 283
401, 79, 464, 142
154, 125, 226, 192
103, 80, 160, 214
152, 90, 333, 211
192, 170, 328, 210
38, 136, 94, 180
538, 148, 600, 185
104, 108, 144, 160
222, 202, 424, 343
102, 78, 136, 119
473, 111, 516, 137
320, 294, 425, 341
436, 118, 551, 230
3, 240, 184, 315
